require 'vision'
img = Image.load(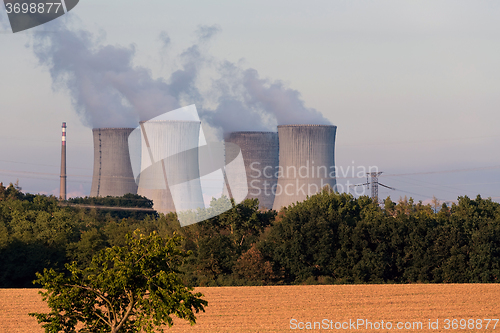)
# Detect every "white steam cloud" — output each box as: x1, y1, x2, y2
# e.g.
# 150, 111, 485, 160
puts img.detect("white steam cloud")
31, 21, 331, 133
201, 61, 331, 133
